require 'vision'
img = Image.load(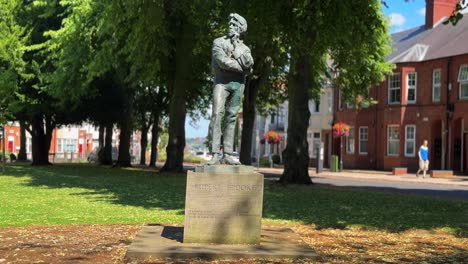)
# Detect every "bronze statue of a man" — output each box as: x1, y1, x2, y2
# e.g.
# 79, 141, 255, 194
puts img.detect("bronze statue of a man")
208, 13, 254, 165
